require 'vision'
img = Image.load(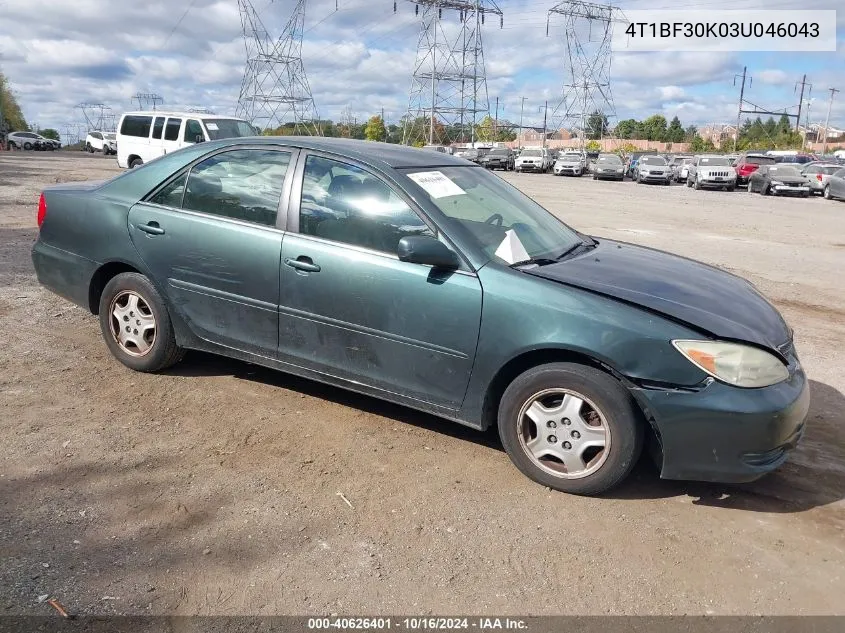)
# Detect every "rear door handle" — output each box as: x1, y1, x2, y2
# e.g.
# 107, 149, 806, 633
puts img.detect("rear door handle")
284, 257, 321, 273
137, 222, 165, 236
